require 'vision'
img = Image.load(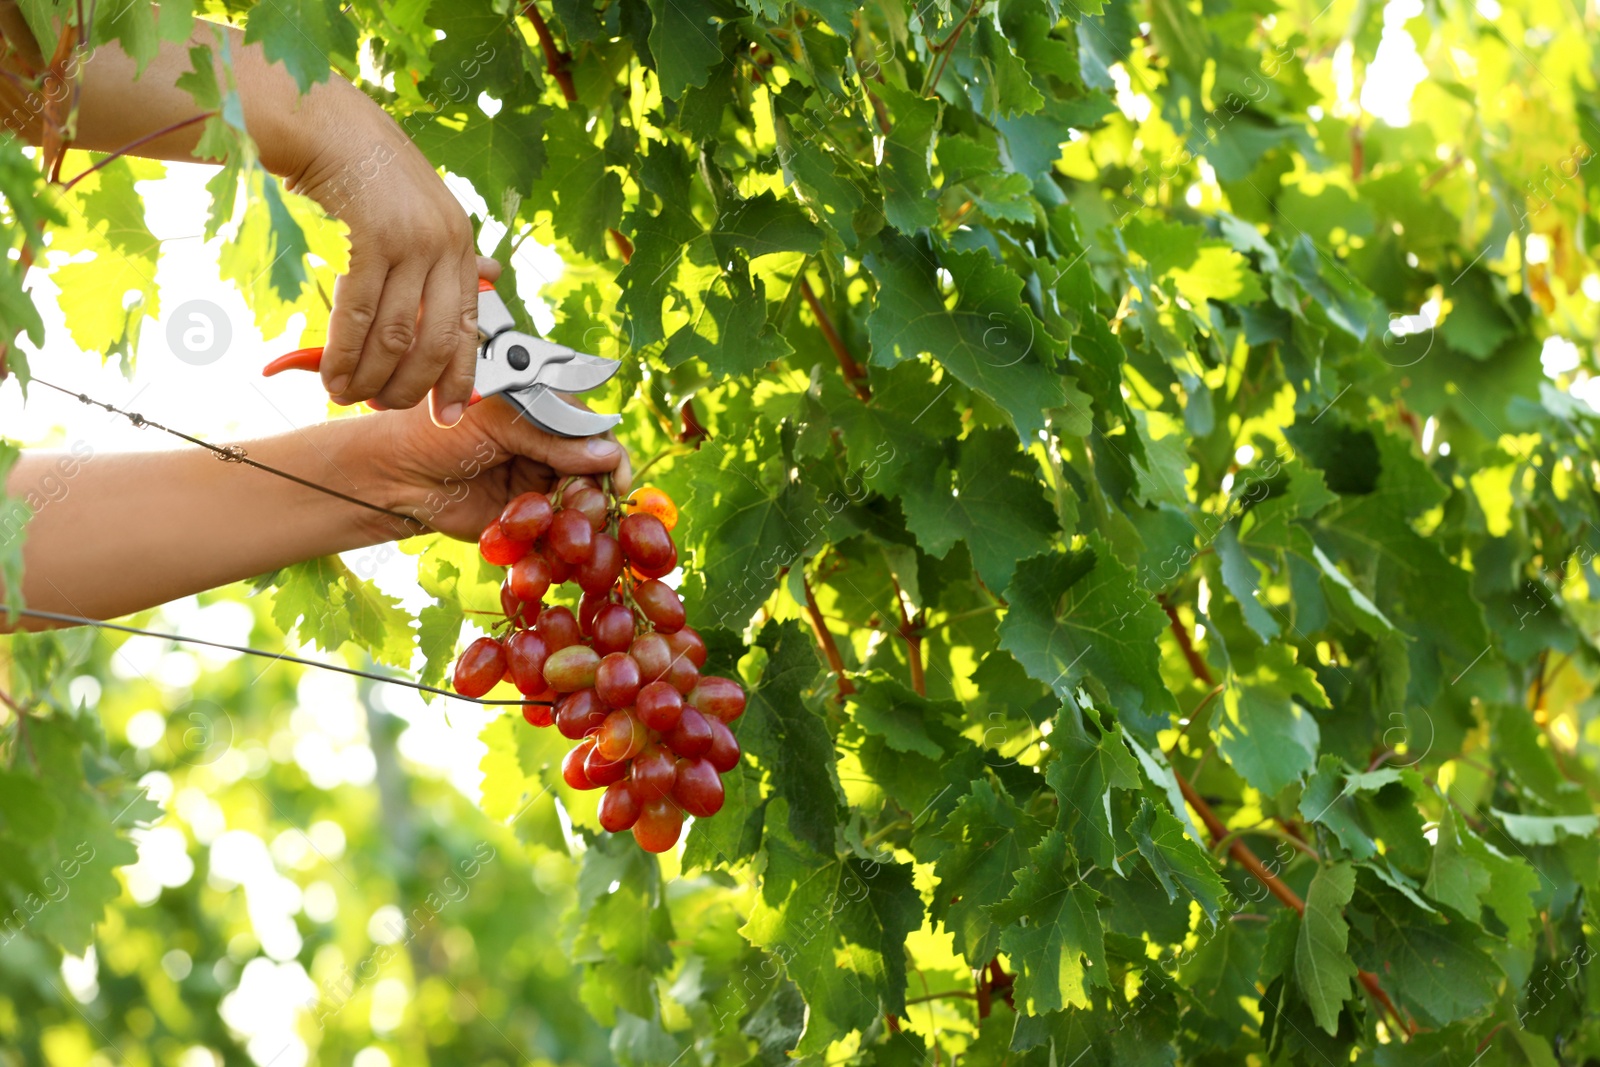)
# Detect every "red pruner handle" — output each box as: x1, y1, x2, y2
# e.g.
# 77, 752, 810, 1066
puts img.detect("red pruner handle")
263, 347, 324, 377
263, 344, 484, 409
